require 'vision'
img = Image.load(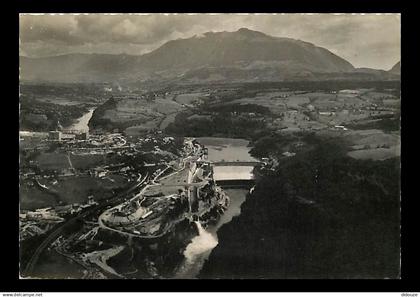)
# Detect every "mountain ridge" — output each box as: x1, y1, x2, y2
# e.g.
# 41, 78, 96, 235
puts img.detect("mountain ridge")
388, 61, 400, 75
20, 28, 399, 84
